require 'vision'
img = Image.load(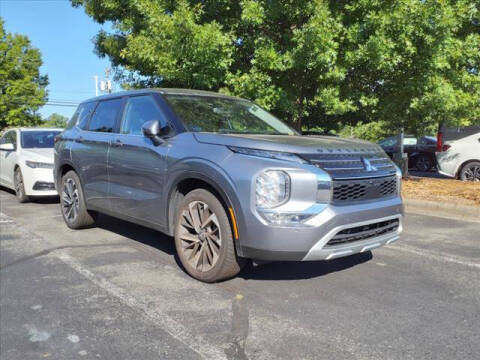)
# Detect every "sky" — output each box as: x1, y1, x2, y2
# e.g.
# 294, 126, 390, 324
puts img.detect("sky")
0, 0, 118, 119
